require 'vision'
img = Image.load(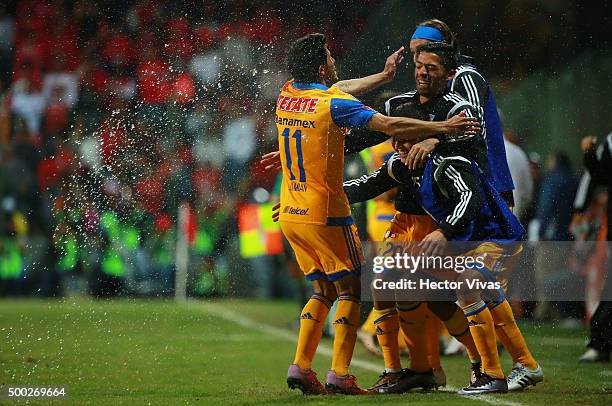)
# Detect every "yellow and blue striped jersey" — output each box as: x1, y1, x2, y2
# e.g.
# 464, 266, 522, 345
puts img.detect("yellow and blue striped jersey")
276, 80, 376, 225
366, 140, 396, 239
